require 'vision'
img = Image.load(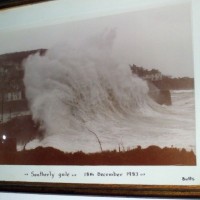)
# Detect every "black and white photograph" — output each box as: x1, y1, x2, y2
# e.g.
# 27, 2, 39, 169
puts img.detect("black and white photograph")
0, 0, 196, 167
